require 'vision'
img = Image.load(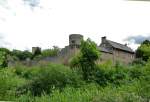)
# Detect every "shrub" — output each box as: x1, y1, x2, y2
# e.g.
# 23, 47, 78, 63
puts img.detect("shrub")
17, 64, 83, 96
14, 65, 41, 79
70, 39, 100, 81
11, 50, 33, 61
0, 68, 26, 101
132, 58, 146, 65
0, 48, 10, 68
95, 65, 128, 86
41, 46, 59, 57
129, 68, 143, 79
136, 40, 150, 61
94, 68, 108, 86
